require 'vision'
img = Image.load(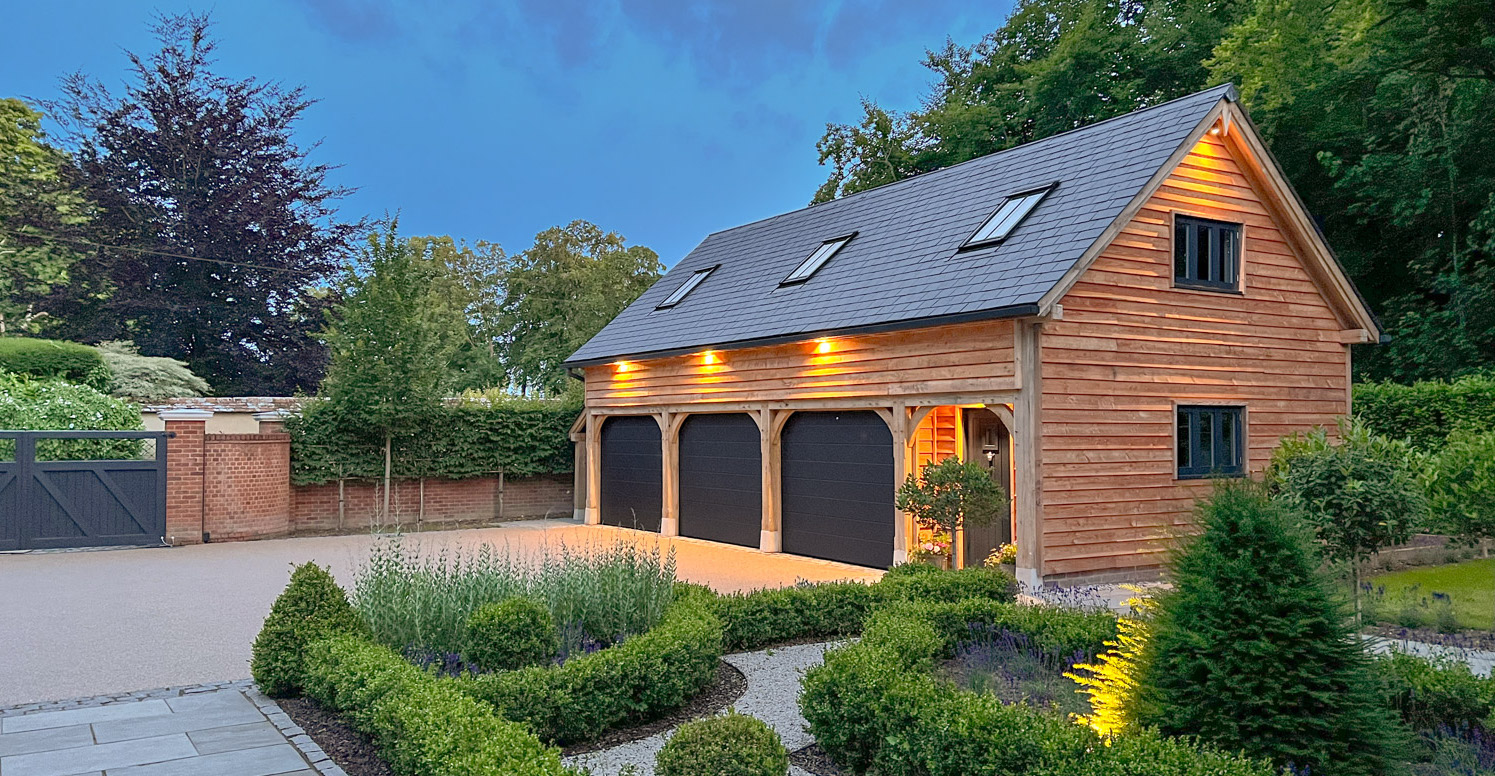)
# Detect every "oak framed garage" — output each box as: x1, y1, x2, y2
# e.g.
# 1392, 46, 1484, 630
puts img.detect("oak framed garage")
566, 85, 1380, 584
